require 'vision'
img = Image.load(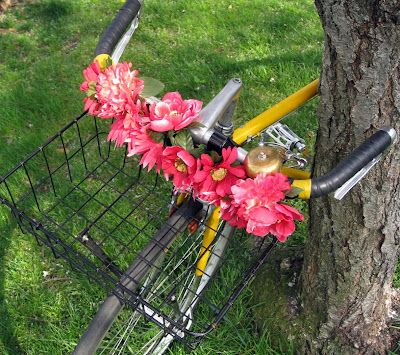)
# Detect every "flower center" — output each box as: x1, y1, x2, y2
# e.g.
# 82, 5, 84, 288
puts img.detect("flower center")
211, 168, 227, 181
175, 158, 187, 173
169, 110, 179, 116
